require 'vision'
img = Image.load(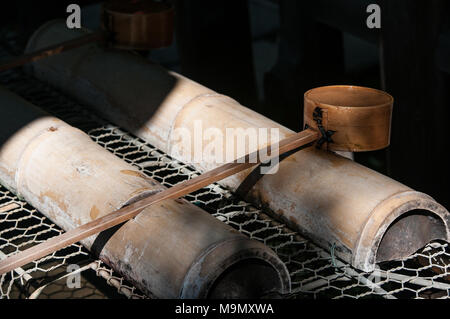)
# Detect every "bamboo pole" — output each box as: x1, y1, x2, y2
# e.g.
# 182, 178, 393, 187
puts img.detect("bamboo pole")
0, 87, 291, 298
0, 129, 318, 275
